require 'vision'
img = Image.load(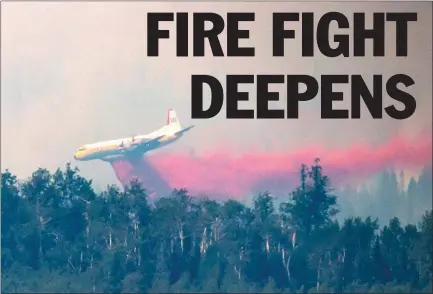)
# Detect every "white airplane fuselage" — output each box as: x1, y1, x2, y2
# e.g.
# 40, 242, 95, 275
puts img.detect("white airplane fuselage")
74, 109, 193, 162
